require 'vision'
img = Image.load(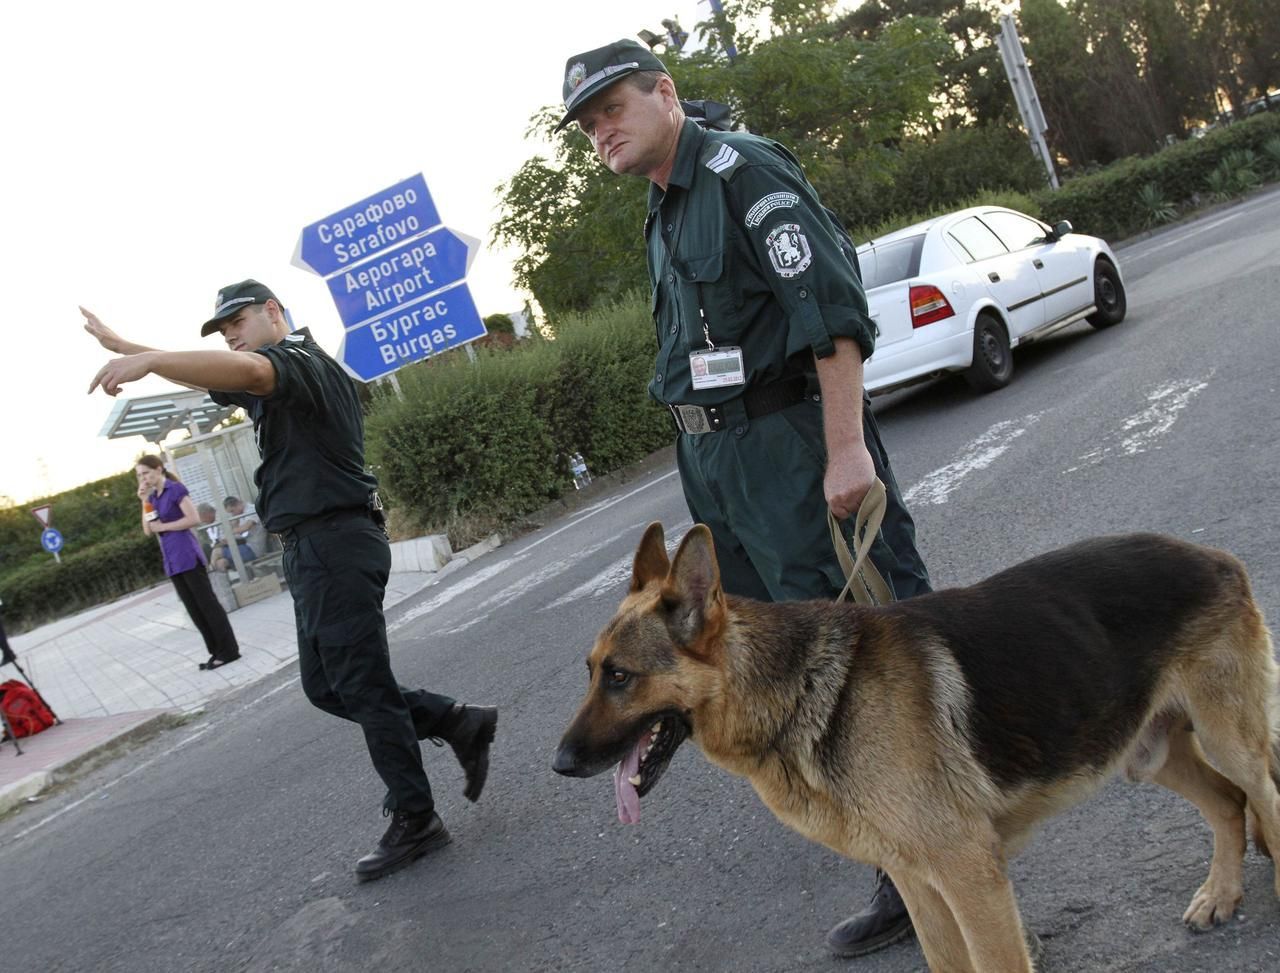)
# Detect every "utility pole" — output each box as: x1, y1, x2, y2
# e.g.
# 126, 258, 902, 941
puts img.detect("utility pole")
995, 13, 1059, 190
